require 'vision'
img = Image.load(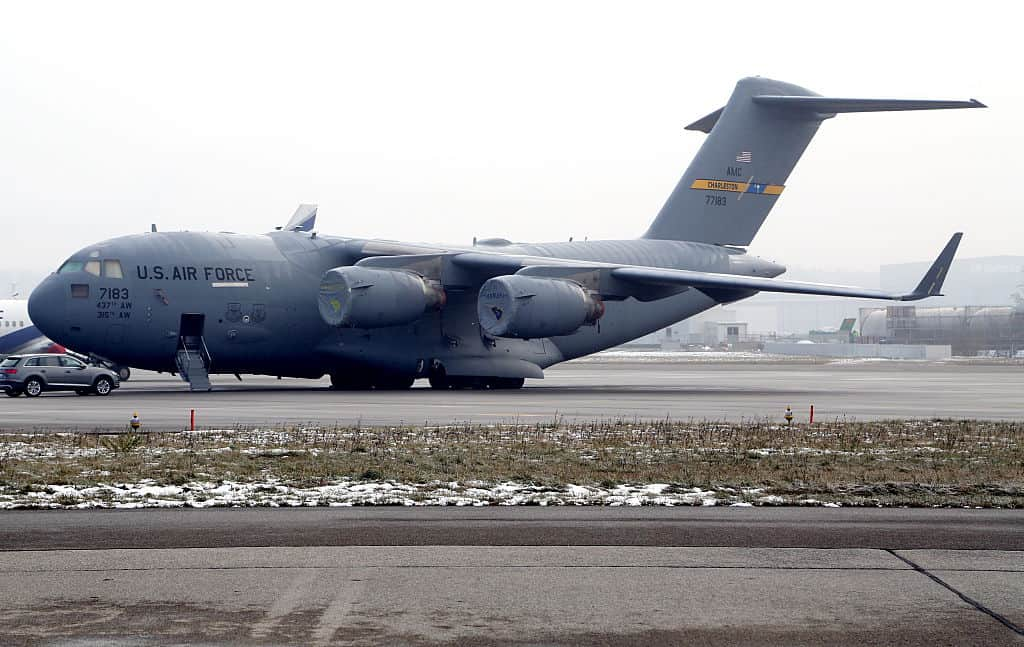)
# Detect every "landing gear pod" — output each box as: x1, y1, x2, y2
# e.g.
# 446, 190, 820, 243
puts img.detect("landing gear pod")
477, 275, 603, 339
318, 266, 445, 328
